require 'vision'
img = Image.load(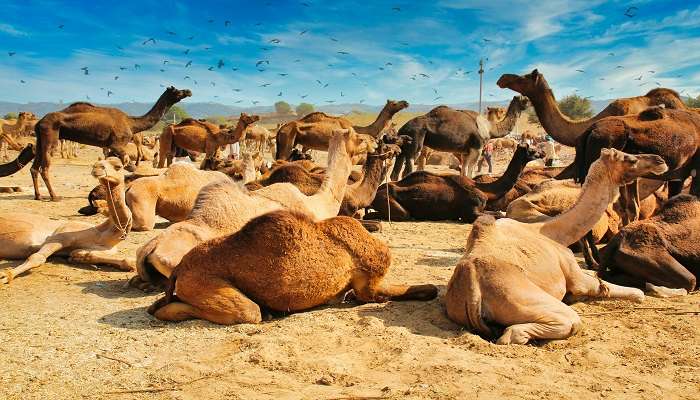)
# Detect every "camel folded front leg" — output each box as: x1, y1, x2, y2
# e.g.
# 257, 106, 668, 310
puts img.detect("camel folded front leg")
1, 242, 64, 284
563, 257, 644, 303
68, 249, 135, 271
351, 271, 438, 303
